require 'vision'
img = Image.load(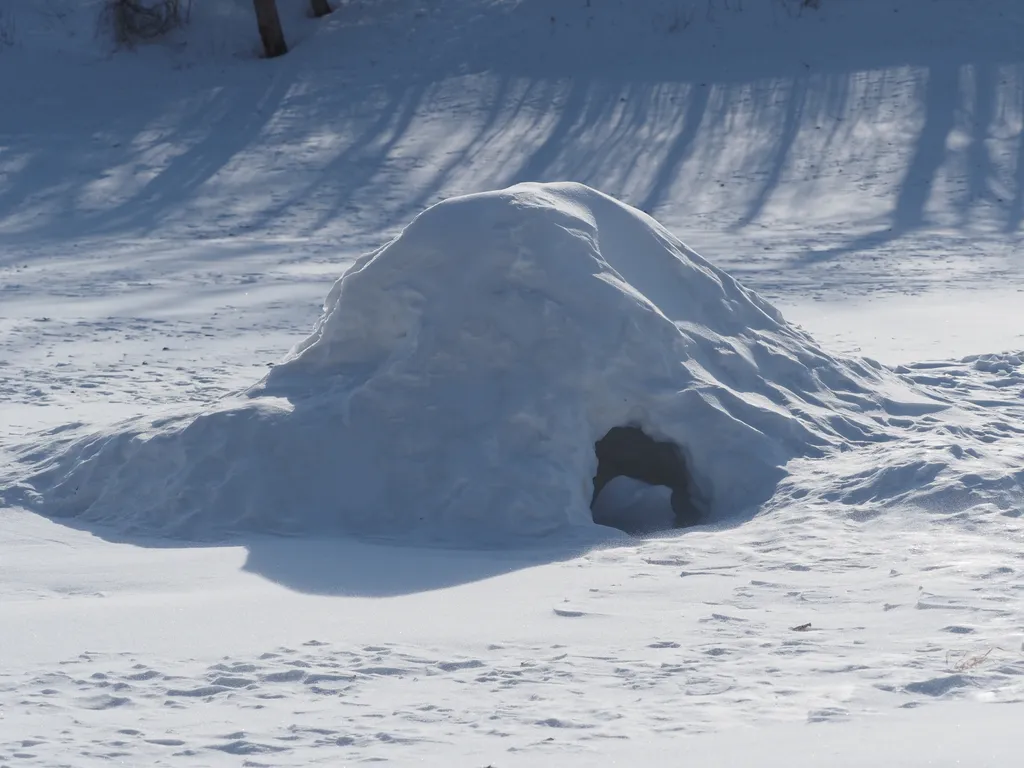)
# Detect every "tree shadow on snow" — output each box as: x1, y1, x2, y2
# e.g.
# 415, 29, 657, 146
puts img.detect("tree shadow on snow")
3, 0, 1023, 266
789, 60, 987, 265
